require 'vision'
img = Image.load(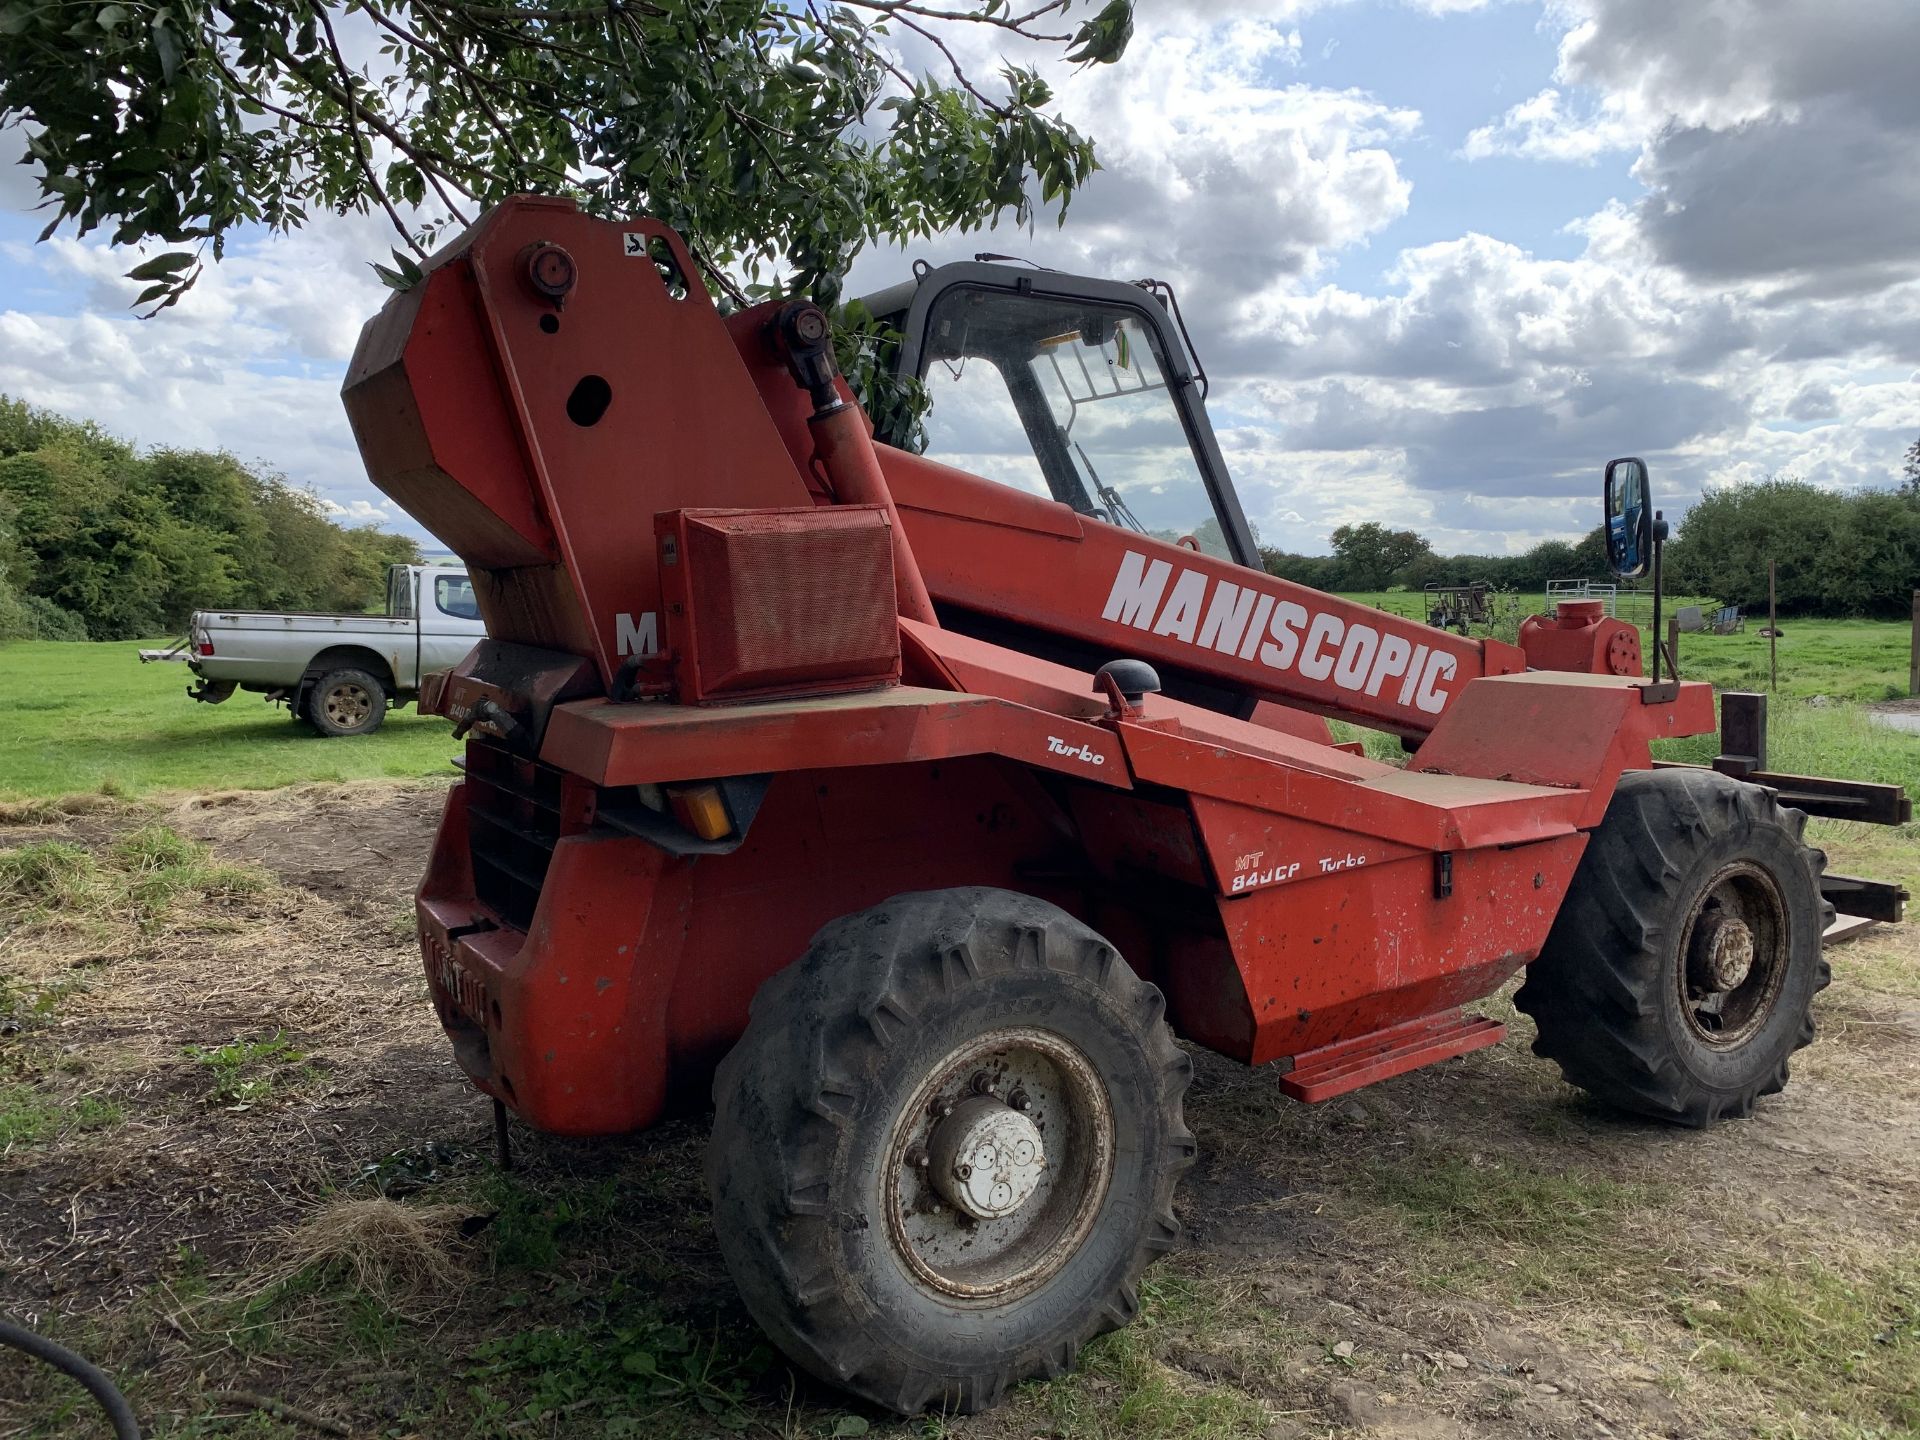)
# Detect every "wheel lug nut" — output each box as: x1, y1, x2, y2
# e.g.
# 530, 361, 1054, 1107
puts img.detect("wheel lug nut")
957, 1163, 972, 1180
1009, 1089, 1031, 1112
906, 1146, 928, 1169
971, 1071, 994, 1095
